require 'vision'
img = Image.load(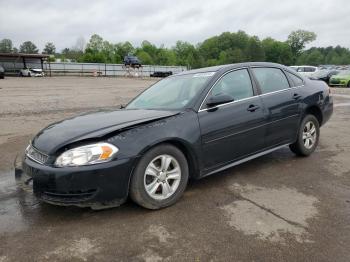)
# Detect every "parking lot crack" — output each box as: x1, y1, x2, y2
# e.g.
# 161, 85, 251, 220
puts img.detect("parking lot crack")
236, 194, 308, 230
